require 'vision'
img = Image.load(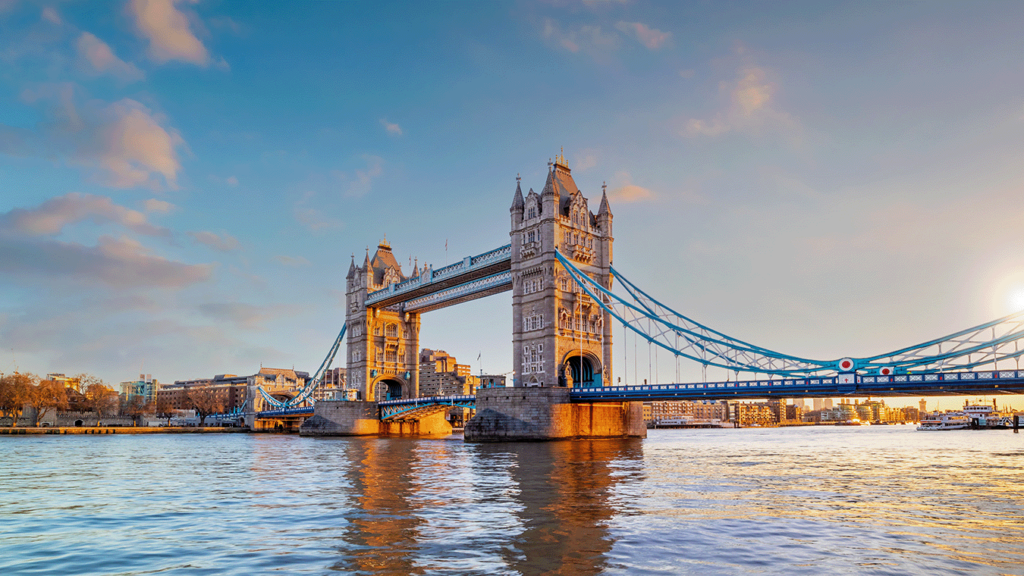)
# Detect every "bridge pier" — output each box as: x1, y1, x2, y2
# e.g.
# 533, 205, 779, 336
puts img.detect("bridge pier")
380, 411, 452, 436
299, 400, 380, 436
464, 387, 646, 442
